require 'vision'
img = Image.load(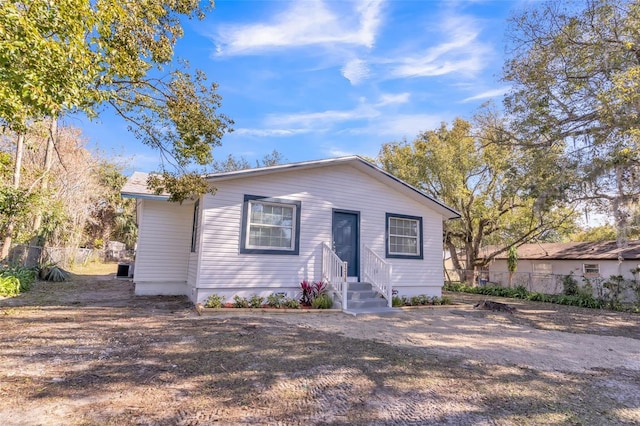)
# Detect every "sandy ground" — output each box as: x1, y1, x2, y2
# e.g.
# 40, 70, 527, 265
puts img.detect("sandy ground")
253, 299, 640, 374
1, 267, 639, 425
